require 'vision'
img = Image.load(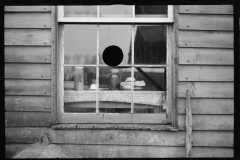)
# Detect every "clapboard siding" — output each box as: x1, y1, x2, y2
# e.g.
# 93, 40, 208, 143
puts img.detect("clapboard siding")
178, 115, 233, 131
6, 143, 233, 158
178, 82, 233, 98
5, 96, 51, 112
5, 13, 52, 28
4, 6, 51, 12
179, 48, 233, 65
5, 29, 51, 45
5, 46, 52, 63
5, 112, 52, 127
5, 128, 233, 147
5, 64, 52, 79
178, 98, 234, 114
179, 30, 233, 48
5, 79, 52, 96
179, 14, 233, 31
178, 66, 233, 81
179, 5, 233, 14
